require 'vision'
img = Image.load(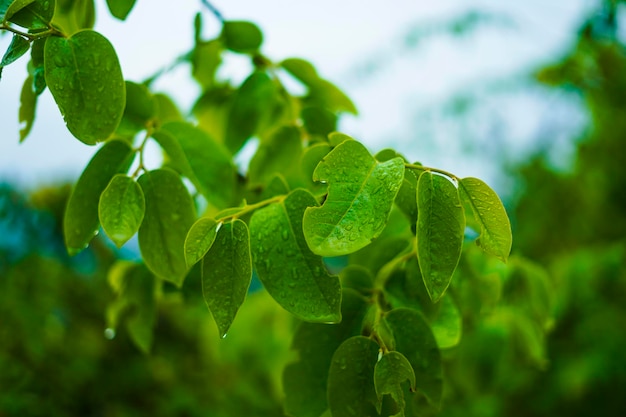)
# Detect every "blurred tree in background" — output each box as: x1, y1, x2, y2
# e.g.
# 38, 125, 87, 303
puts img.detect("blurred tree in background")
1, 1, 625, 416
